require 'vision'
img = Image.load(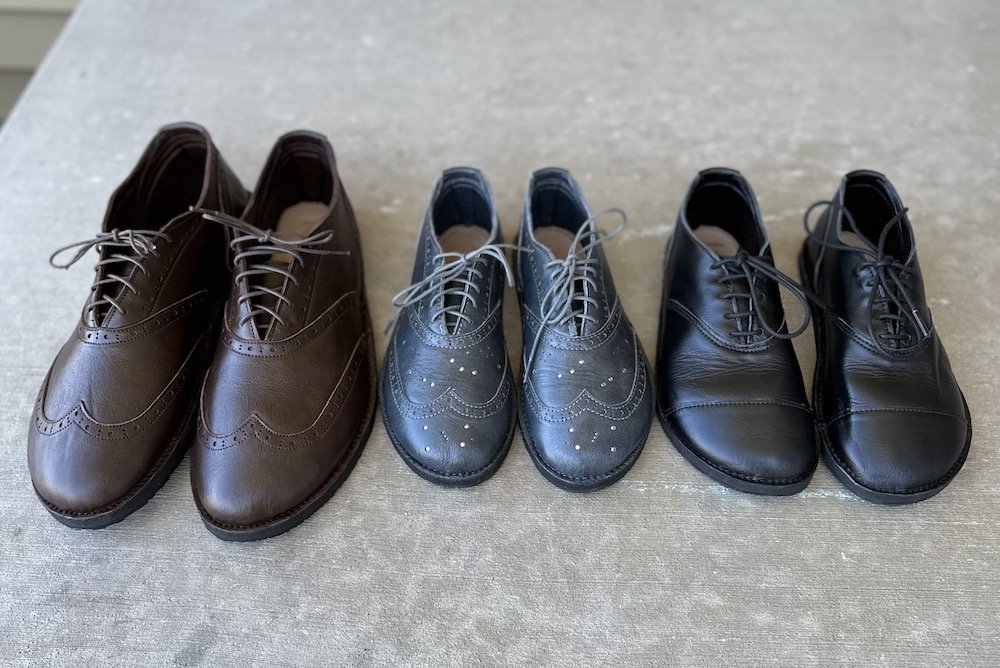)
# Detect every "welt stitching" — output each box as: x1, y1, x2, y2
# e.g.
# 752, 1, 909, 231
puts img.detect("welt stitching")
661, 400, 812, 417
825, 406, 966, 426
